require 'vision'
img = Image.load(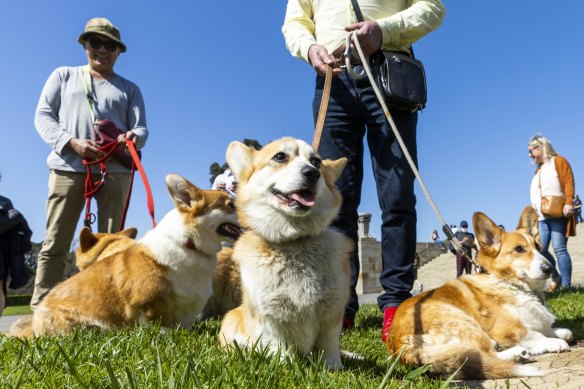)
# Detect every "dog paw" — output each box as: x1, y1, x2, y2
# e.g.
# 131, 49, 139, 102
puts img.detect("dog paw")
553, 328, 574, 343
515, 348, 535, 363
530, 338, 571, 355
323, 359, 344, 370
497, 346, 535, 363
